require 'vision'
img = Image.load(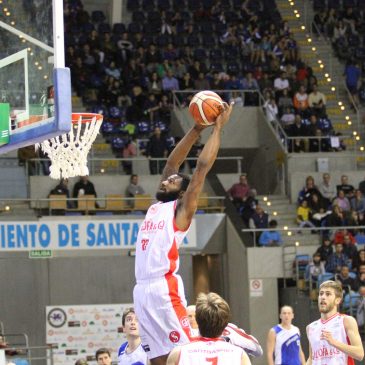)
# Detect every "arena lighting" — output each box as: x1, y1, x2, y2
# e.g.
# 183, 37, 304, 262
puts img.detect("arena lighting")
273, 211, 278, 216
301, 25, 305, 30
6, 12, 10, 16
325, 73, 329, 77
100, 168, 105, 173
295, 13, 300, 18
356, 136, 360, 141
263, 196, 268, 201
340, 106, 345, 110
331, 86, 336, 91
312, 47, 316, 51
307, 38, 312, 43
293, 9, 298, 13
284, 226, 288, 230
287, 231, 292, 236
348, 121, 352, 125
43, 75, 48, 79
319, 64, 324, 68
360, 147, 364, 151
10, 21, 15, 25
317, 59, 322, 64
353, 131, 357, 136
4, 206, 10, 211
345, 115, 350, 120
327, 78, 331, 82
295, 241, 300, 247
338, 101, 343, 105
267, 201, 271, 206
